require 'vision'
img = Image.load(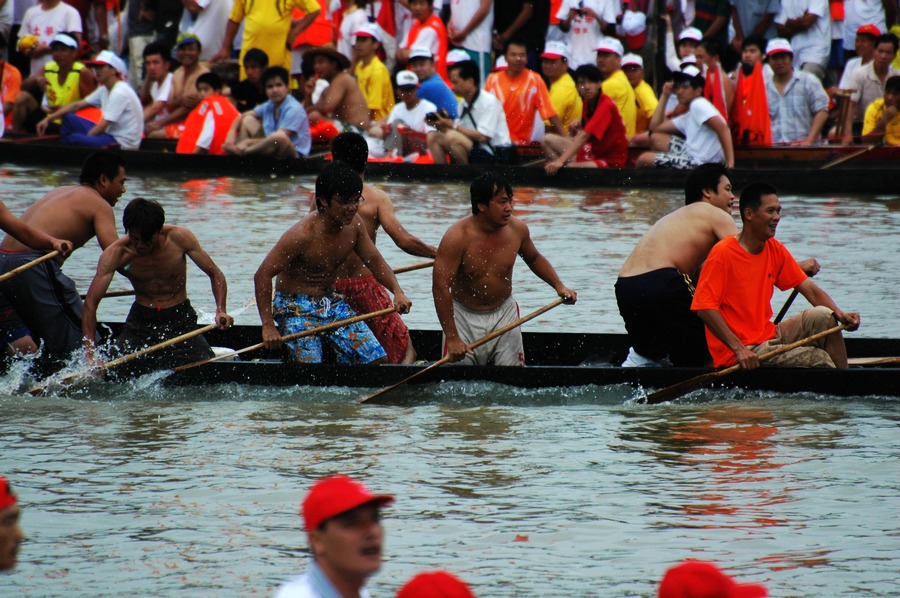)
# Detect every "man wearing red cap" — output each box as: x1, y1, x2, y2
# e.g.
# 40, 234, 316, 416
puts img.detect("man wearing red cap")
838, 24, 881, 91
658, 560, 768, 597
274, 475, 393, 598
0, 477, 24, 571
